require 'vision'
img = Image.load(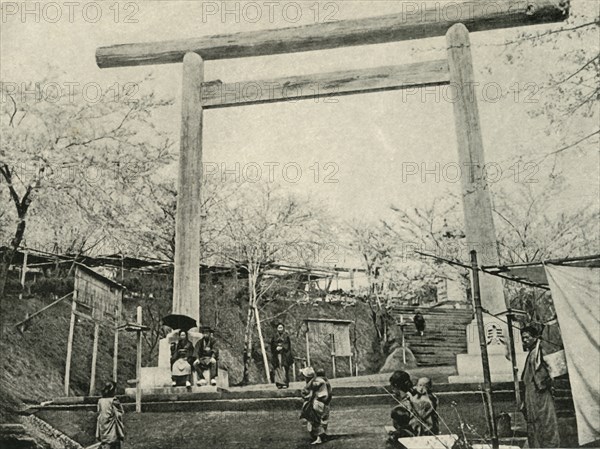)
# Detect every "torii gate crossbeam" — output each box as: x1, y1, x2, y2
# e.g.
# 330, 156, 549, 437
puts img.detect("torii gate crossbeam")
96, 0, 568, 68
